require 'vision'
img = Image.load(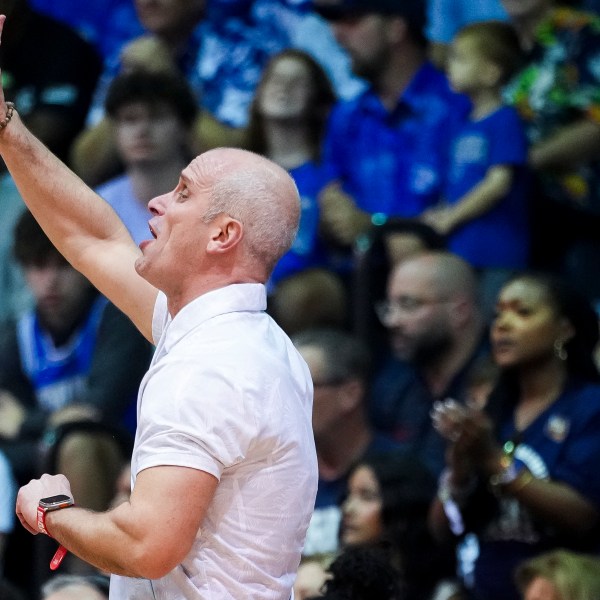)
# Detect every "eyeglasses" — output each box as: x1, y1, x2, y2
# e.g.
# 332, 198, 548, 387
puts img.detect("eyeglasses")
374, 296, 450, 325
